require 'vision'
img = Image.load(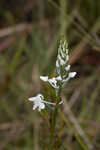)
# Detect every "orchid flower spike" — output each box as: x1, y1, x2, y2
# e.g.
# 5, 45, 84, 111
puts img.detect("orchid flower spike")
40, 38, 77, 91
28, 38, 76, 111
